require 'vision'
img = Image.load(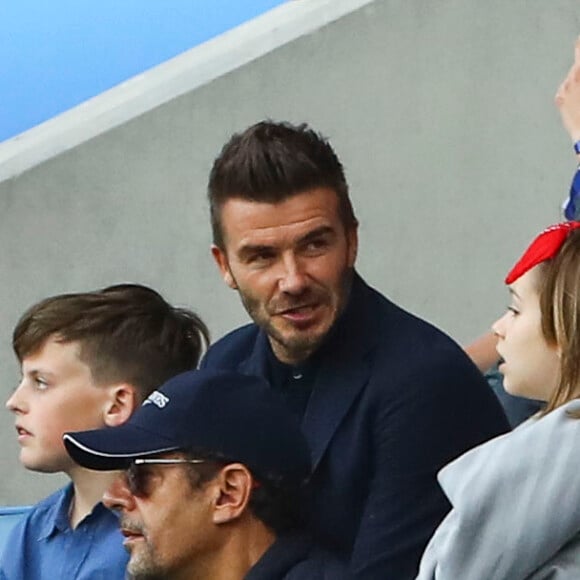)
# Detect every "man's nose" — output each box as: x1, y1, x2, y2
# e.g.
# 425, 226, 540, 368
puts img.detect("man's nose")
103, 473, 136, 512
278, 254, 308, 295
